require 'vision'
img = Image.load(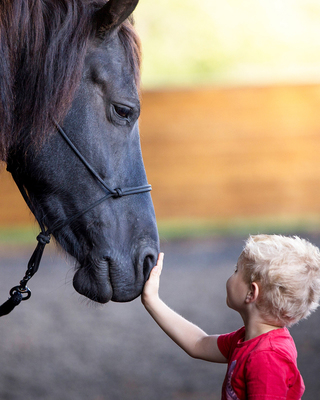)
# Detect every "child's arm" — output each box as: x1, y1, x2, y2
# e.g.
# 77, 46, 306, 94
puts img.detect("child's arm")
141, 253, 227, 363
